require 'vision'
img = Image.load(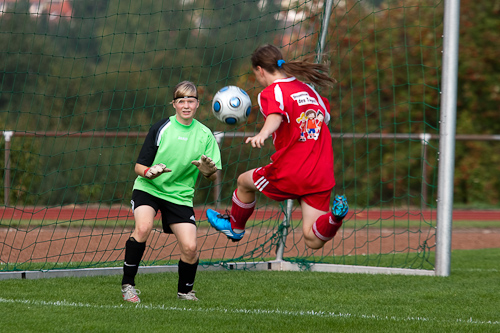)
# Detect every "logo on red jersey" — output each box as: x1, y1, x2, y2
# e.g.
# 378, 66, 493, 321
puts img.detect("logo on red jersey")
291, 92, 319, 106
296, 109, 325, 141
